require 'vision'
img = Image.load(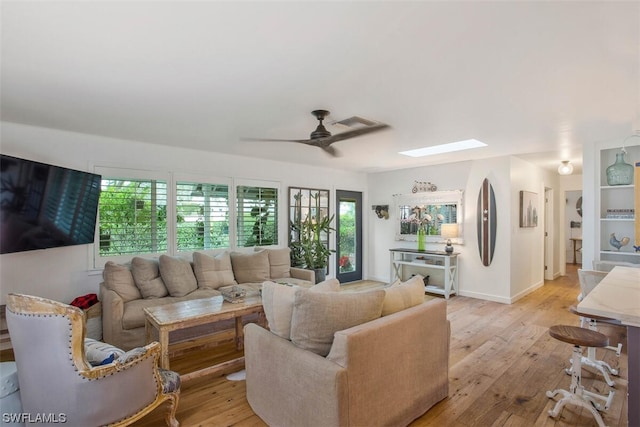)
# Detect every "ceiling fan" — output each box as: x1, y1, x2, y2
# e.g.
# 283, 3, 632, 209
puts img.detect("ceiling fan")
244, 110, 390, 157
